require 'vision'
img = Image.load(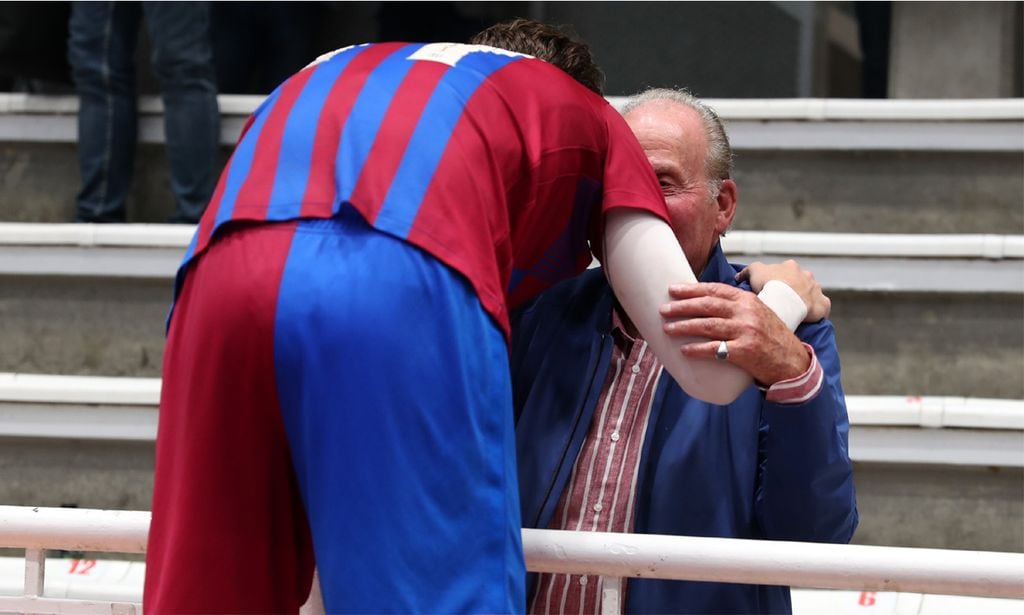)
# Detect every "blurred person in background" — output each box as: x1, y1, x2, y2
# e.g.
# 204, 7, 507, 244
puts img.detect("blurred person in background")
68, 1, 219, 223
512, 88, 858, 615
